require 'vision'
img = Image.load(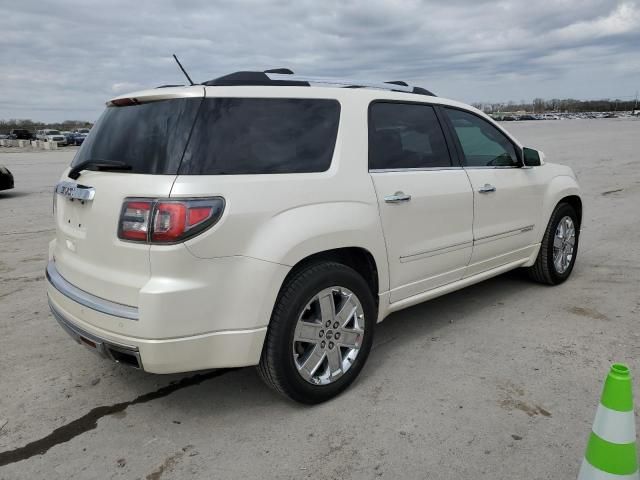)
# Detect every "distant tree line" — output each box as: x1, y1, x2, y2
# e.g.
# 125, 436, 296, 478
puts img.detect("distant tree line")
3, 96, 639, 130
471, 98, 638, 114
0, 119, 93, 133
